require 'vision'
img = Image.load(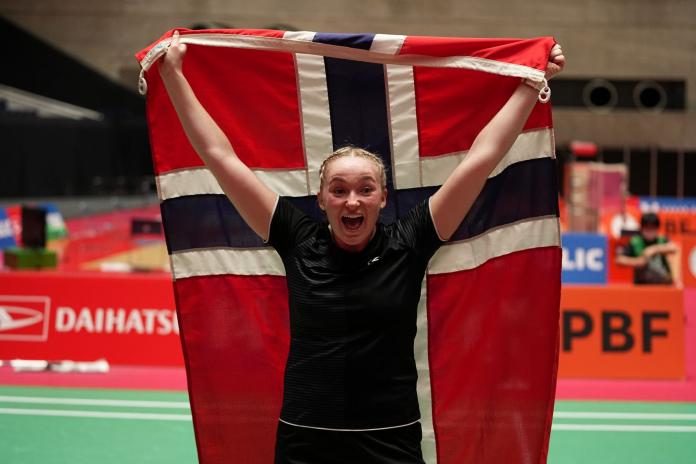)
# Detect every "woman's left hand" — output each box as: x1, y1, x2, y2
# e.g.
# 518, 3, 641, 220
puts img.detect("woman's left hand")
545, 43, 565, 80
